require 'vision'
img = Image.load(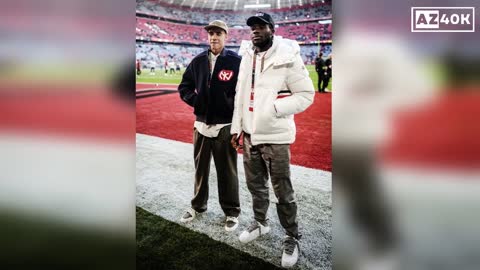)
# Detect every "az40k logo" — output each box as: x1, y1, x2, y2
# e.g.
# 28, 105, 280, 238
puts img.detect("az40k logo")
411, 7, 475, 32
